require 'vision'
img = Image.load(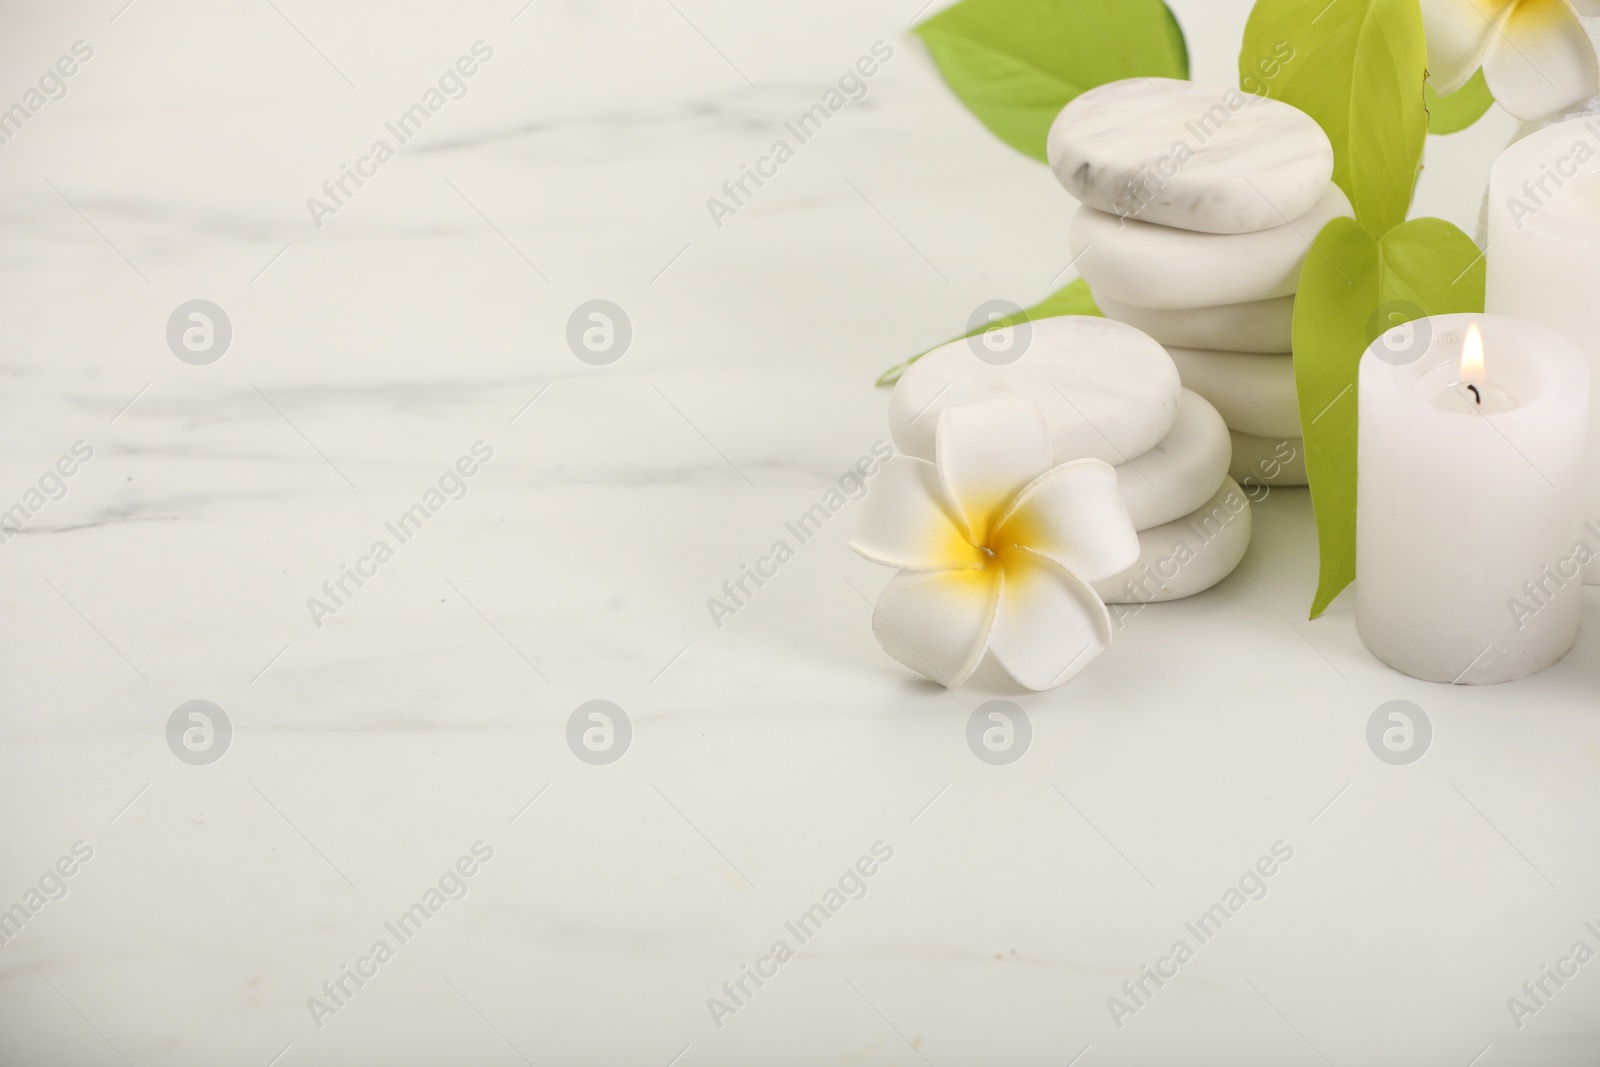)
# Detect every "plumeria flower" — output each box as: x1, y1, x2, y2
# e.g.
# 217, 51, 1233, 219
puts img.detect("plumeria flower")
850, 397, 1140, 691
1422, 0, 1600, 120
